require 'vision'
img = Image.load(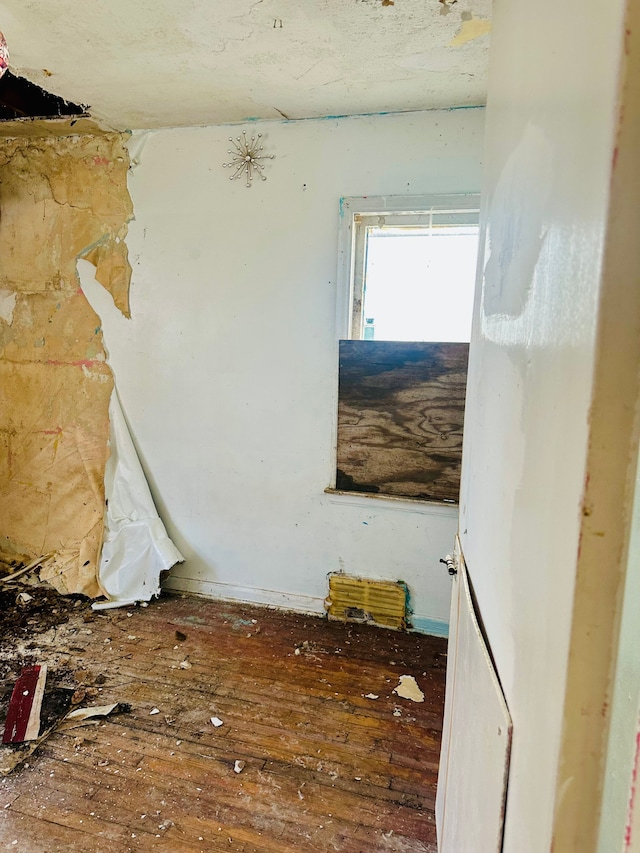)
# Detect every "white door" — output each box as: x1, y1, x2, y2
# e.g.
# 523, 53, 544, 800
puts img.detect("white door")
436, 538, 512, 852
